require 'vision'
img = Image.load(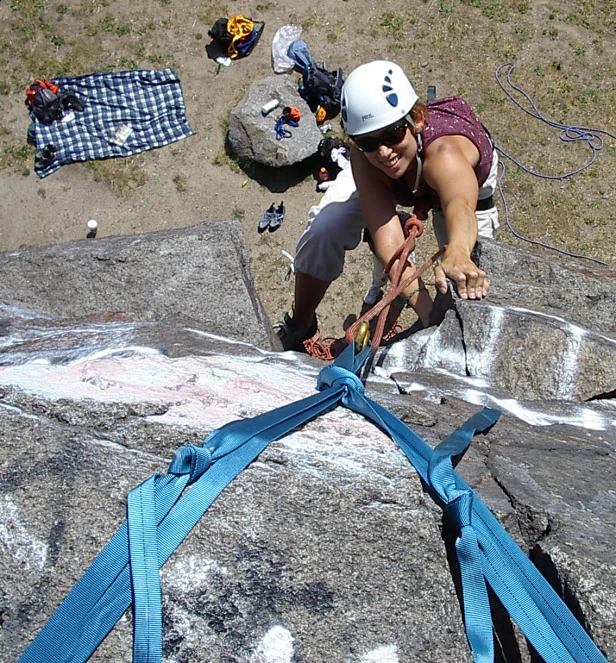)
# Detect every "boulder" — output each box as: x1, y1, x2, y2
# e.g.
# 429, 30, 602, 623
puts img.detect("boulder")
228, 76, 324, 167
378, 238, 616, 402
